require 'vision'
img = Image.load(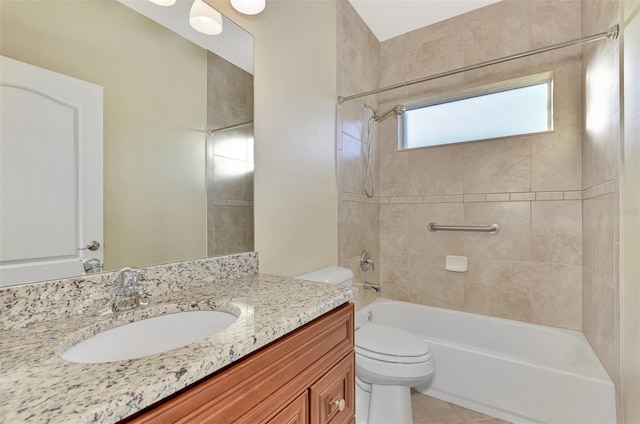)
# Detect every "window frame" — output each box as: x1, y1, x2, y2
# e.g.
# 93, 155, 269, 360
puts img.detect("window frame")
398, 72, 554, 150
